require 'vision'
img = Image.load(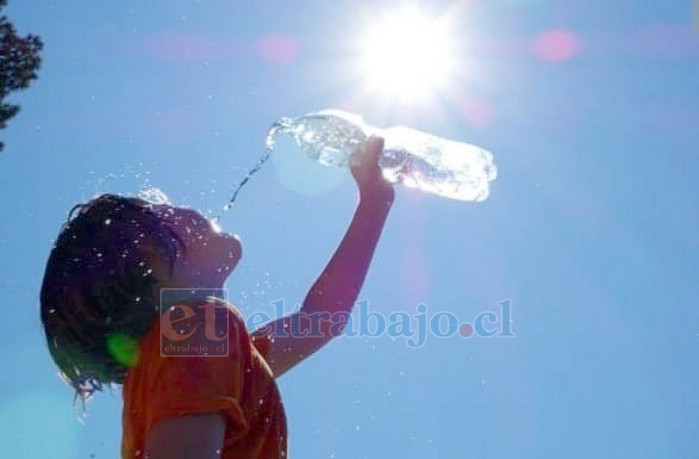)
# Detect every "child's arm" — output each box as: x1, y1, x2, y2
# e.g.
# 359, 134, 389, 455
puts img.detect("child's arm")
252, 137, 394, 377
